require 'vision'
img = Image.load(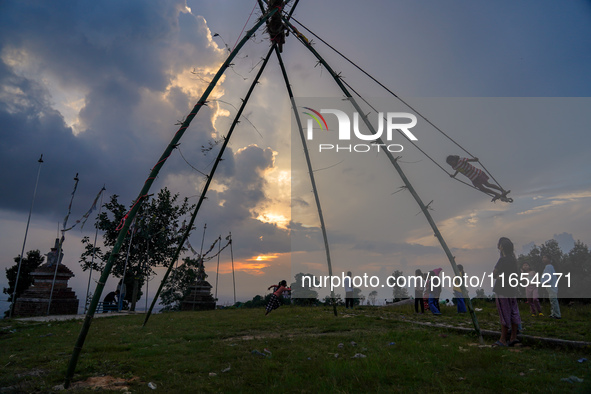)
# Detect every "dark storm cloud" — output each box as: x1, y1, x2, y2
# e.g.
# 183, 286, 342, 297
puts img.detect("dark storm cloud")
0, 61, 92, 214
0, 58, 155, 220
200, 145, 276, 225
0, 0, 228, 223
168, 143, 291, 259
0, 0, 188, 90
